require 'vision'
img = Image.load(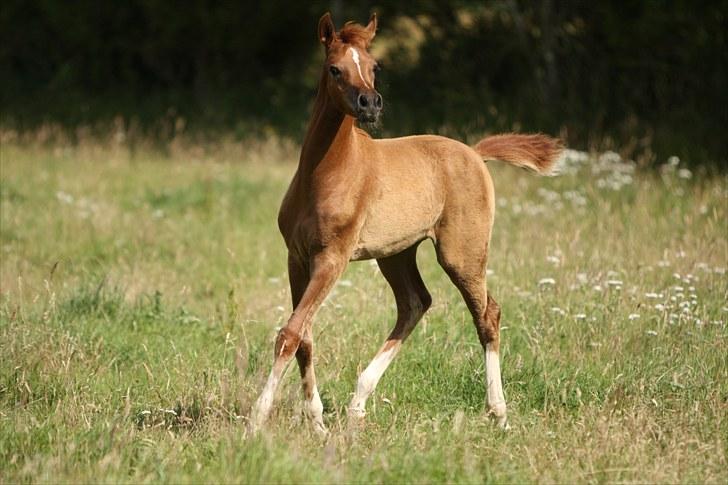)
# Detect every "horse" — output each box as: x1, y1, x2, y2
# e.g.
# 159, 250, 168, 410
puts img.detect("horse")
249, 12, 563, 435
